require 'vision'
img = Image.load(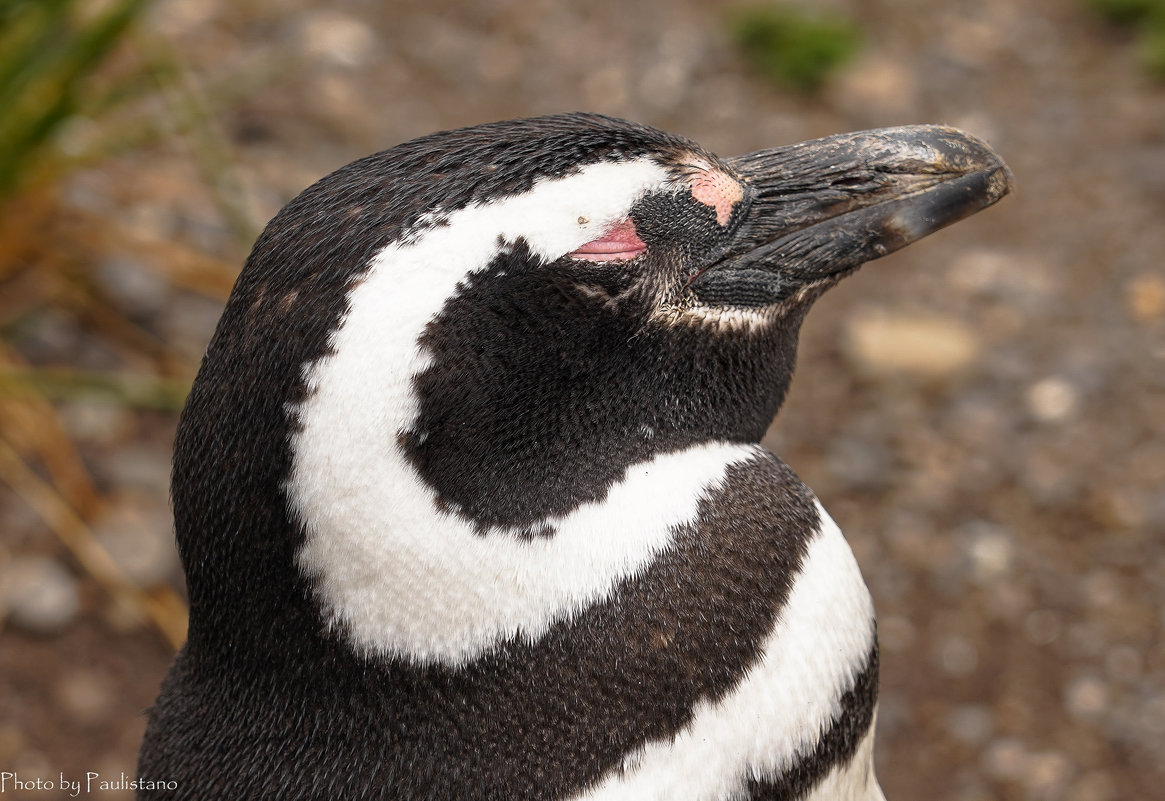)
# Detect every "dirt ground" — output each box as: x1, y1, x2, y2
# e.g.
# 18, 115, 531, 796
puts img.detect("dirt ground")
1, 0, 1162, 799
